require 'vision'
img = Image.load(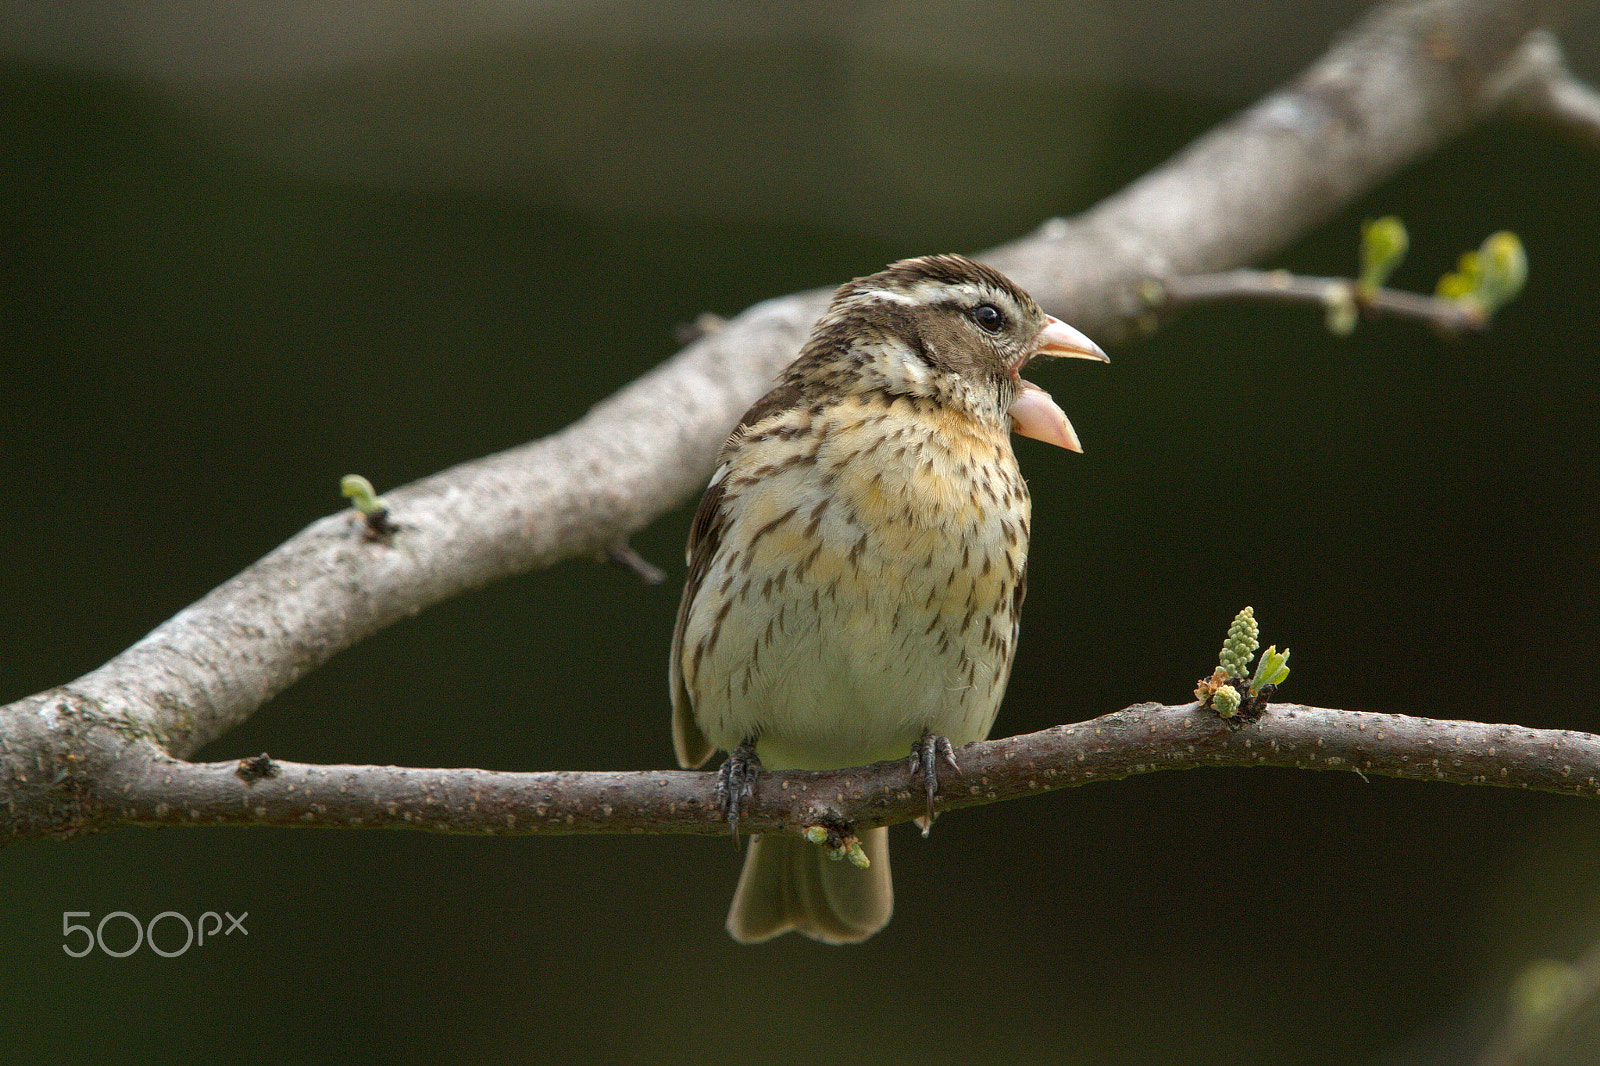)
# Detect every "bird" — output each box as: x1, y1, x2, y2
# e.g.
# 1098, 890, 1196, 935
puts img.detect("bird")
669, 253, 1106, 944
